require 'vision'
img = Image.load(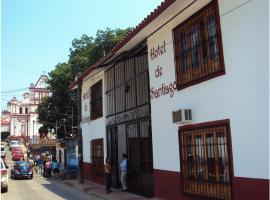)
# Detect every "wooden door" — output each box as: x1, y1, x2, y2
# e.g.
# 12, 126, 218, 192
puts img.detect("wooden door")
126, 120, 153, 197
